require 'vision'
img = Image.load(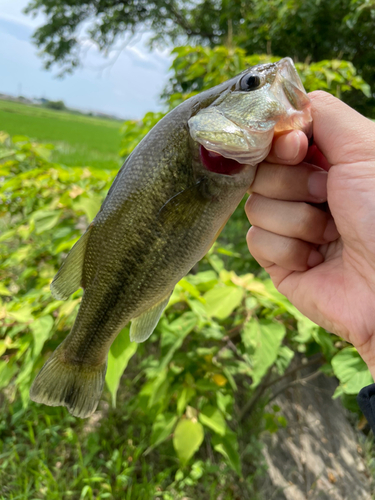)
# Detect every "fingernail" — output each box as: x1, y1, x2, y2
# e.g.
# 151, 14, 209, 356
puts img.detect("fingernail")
323, 219, 339, 241
274, 132, 300, 161
308, 171, 328, 200
307, 249, 324, 268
